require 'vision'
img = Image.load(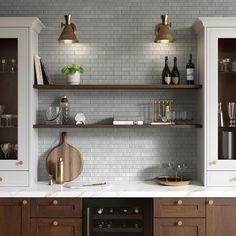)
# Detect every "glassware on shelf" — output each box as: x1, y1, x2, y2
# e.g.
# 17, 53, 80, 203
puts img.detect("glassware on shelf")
218, 102, 224, 127
152, 99, 174, 124
0, 143, 16, 159
45, 106, 61, 124
227, 102, 236, 127
1, 59, 5, 72
1, 114, 17, 127
11, 58, 16, 72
